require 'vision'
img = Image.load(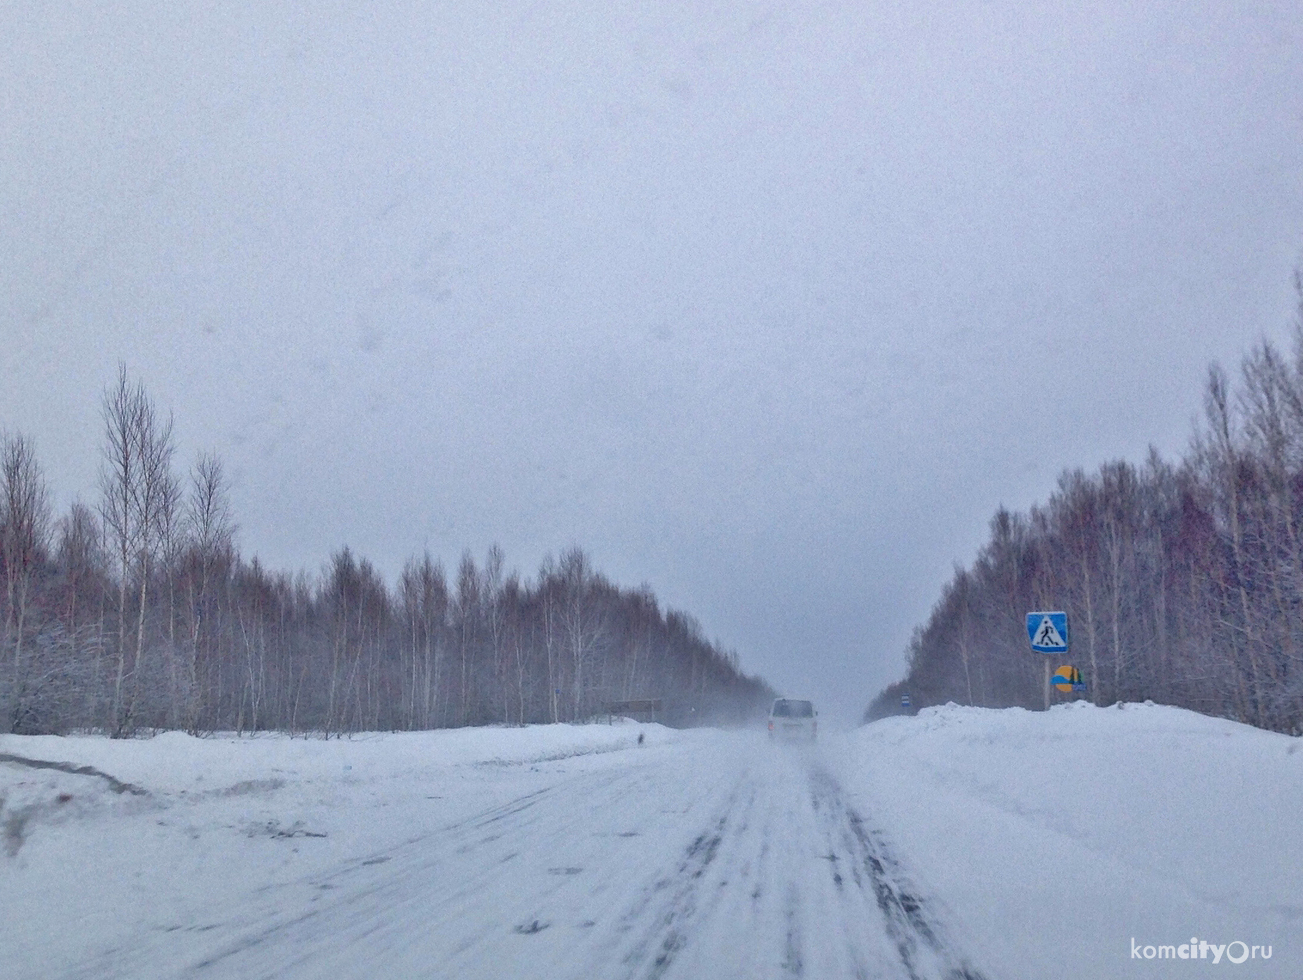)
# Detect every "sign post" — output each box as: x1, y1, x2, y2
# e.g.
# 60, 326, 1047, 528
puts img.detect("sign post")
1026, 611, 1069, 710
